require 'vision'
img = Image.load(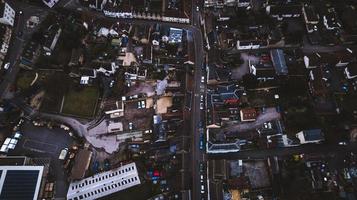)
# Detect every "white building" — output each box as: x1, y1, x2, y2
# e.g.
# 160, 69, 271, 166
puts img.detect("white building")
67, 162, 141, 200
42, 0, 60, 8
0, 1, 15, 26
